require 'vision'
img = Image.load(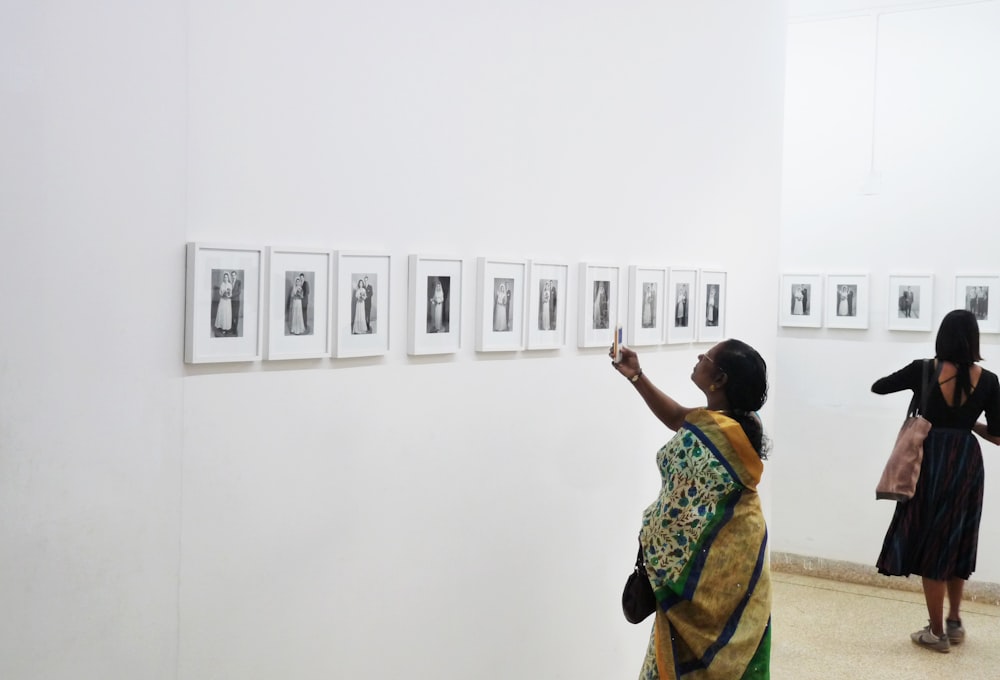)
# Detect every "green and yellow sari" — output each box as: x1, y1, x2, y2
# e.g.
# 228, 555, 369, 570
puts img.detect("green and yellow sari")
638, 409, 771, 680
